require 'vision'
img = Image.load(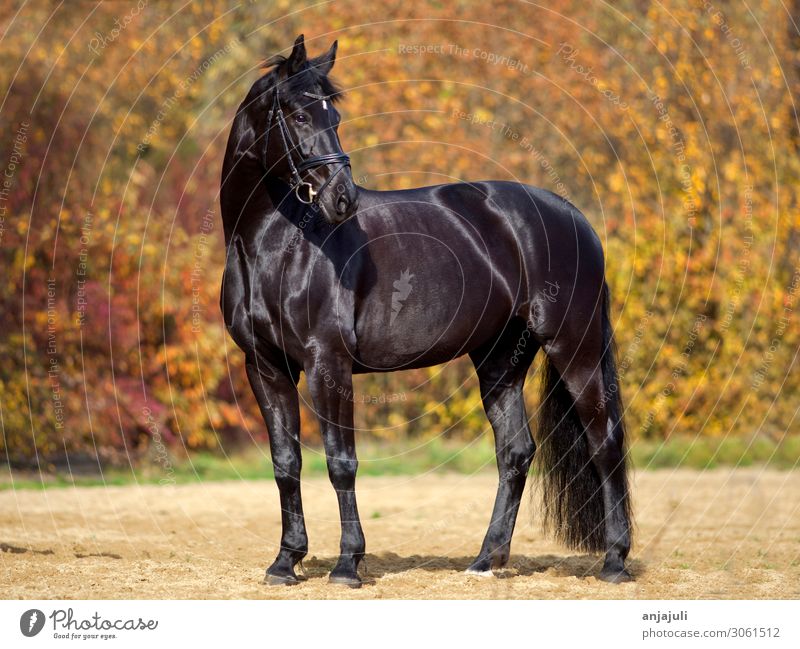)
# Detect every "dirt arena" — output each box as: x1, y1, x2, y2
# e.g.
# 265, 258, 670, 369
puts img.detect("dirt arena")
1, 469, 799, 599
